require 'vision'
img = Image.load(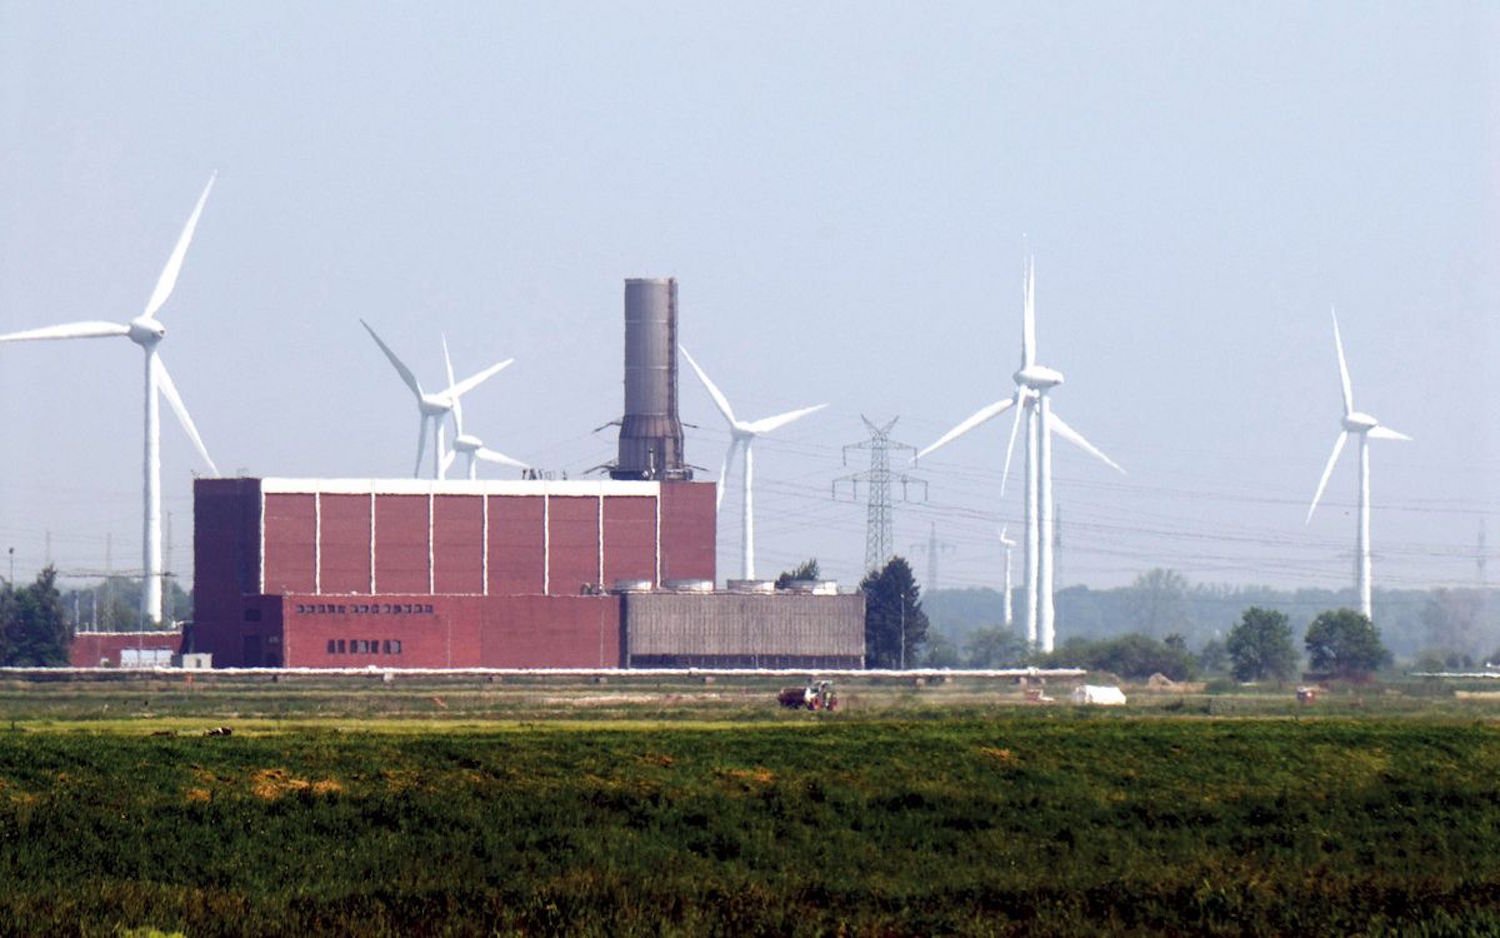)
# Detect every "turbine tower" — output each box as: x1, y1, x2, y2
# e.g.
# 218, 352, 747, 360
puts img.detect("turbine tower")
680, 345, 826, 581
0, 175, 221, 626
361, 321, 513, 479
1305, 309, 1411, 619
440, 336, 528, 480
999, 525, 1016, 630
918, 253, 1121, 652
